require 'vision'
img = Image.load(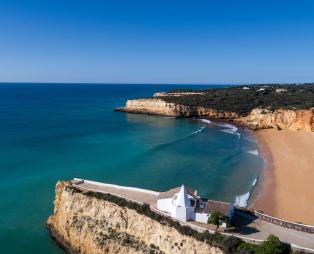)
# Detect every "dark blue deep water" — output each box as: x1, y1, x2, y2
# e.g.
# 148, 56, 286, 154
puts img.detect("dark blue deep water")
0, 83, 264, 253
